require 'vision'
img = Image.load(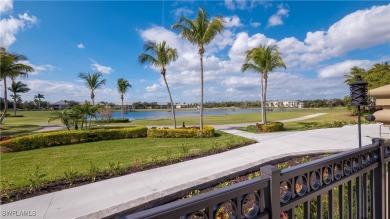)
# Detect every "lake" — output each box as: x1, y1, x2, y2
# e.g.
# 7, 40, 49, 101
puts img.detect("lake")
108, 108, 264, 120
